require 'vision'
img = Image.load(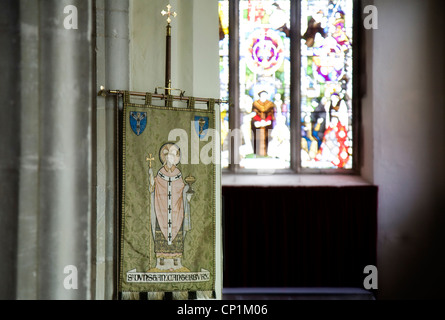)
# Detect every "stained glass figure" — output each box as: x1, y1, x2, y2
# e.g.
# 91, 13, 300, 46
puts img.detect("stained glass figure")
251, 90, 276, 156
